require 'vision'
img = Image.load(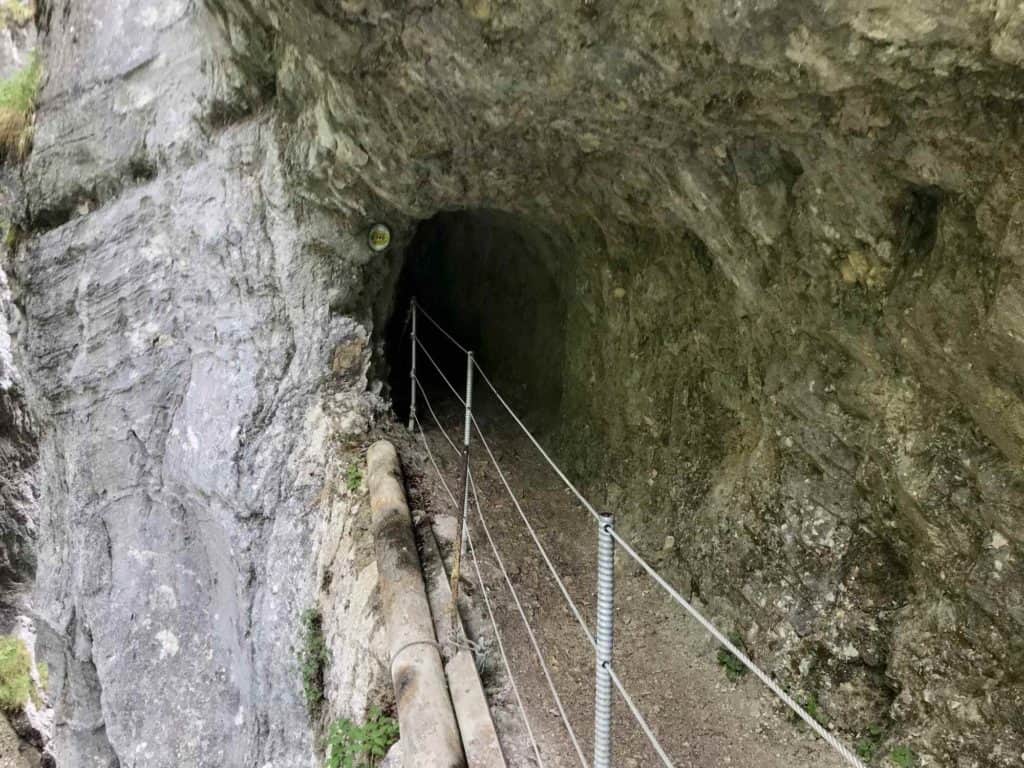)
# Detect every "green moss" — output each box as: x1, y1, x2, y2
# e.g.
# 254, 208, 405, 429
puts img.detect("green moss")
0, 636, 33, 712
300, 608, 330, 718
346, 464, 363, 493
890, 745, 918, 767
0, 51, 41, 160
37, 661, 47, 692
